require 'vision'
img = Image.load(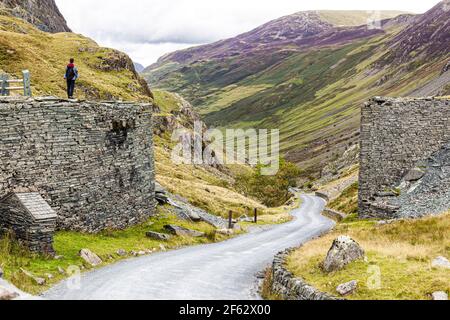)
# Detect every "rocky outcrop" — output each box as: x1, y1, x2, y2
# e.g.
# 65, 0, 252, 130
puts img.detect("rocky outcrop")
154, 184, 228, 229
0, 0, 71, 33
322, 236, 365, 273
270, 249, 339, 300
